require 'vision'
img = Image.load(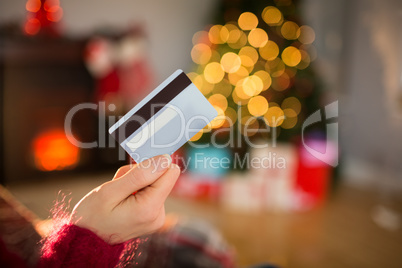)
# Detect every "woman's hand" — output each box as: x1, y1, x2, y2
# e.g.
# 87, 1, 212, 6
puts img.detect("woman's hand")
70, 154, 180, 244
